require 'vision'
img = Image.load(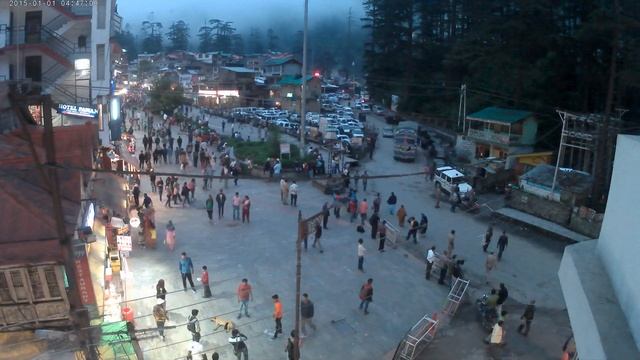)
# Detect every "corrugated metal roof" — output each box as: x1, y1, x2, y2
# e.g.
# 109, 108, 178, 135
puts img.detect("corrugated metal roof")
467, 106, 533, 124
221, 66, 256, 73
278, 75, 313, 86
264, 56, 299, 66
